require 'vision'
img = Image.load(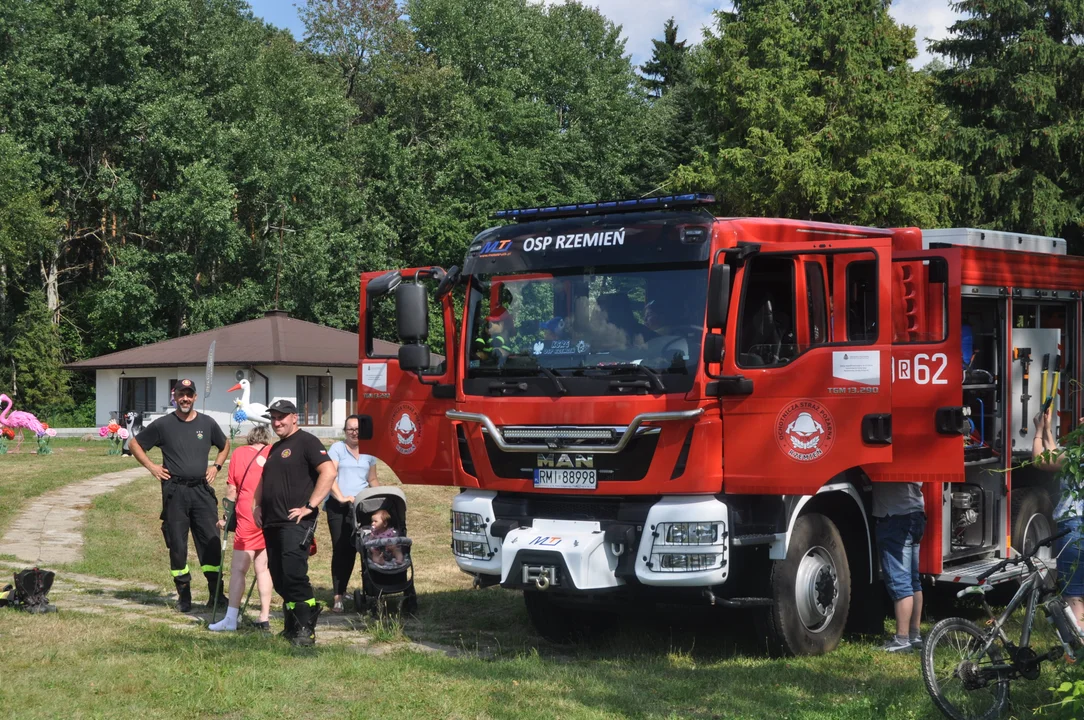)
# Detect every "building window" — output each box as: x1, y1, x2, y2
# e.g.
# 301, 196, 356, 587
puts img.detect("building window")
121, 377, 157, 414
296, 376, 331, 426
346, 379, 358, 416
